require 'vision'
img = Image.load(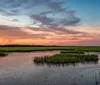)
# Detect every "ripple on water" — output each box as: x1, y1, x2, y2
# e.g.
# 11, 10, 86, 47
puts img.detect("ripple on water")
0, 51, 100, 85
